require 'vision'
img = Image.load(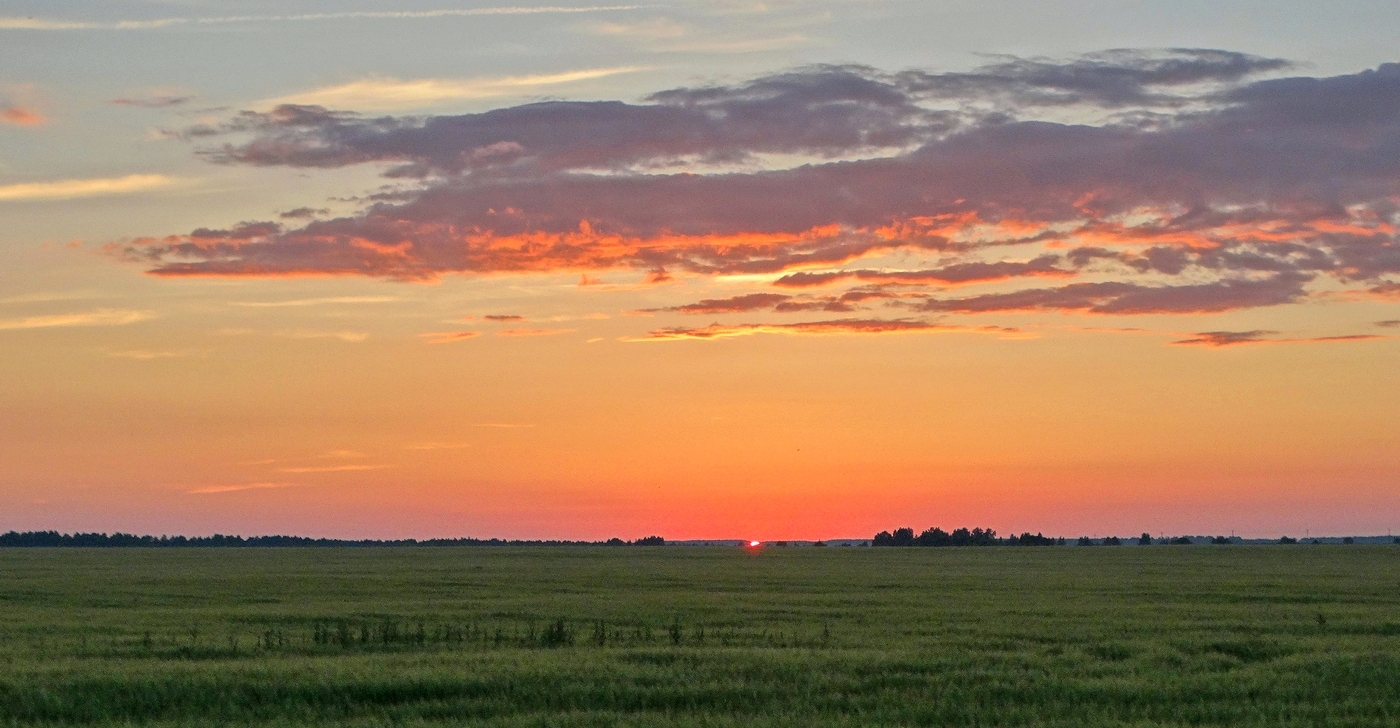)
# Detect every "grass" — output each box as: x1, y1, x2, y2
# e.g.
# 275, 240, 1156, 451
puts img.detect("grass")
0, 545, 1397, 726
